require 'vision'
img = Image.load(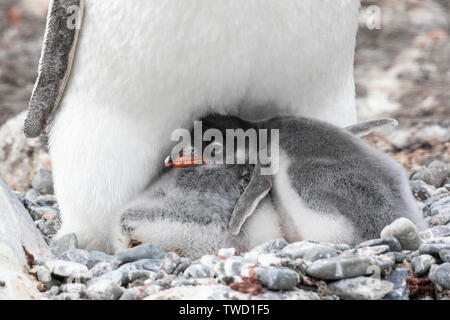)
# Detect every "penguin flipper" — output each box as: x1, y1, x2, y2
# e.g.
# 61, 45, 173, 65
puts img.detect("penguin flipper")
25, 0, 85, 138
229, 165, 272, 236
345, 118, 398, 138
